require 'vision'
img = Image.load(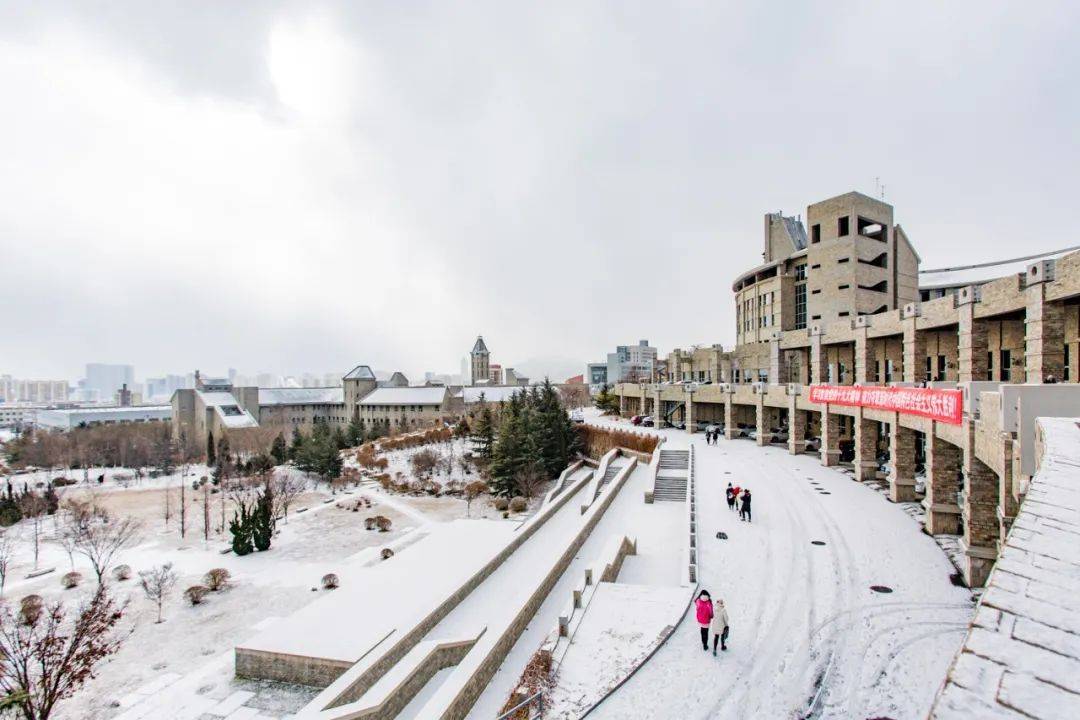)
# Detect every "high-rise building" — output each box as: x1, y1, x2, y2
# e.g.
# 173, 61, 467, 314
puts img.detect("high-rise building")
604, 340, 657, 383
85, 363, 135, 401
